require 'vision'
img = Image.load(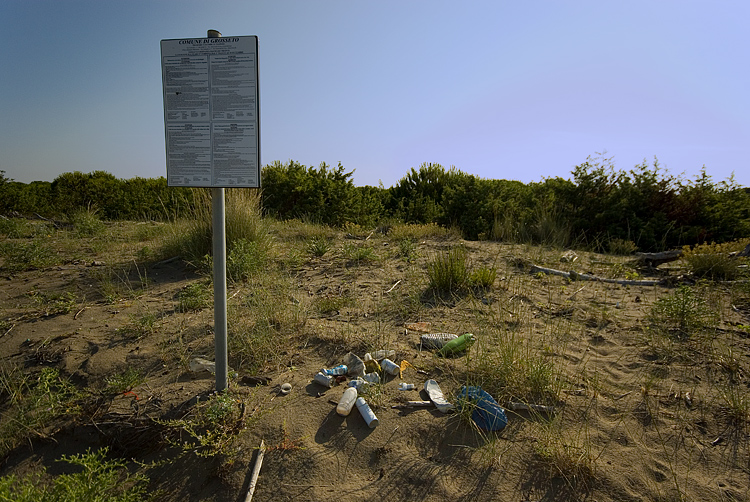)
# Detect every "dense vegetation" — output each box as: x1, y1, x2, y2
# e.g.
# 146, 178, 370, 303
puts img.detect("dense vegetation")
2, 154, 748, 252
